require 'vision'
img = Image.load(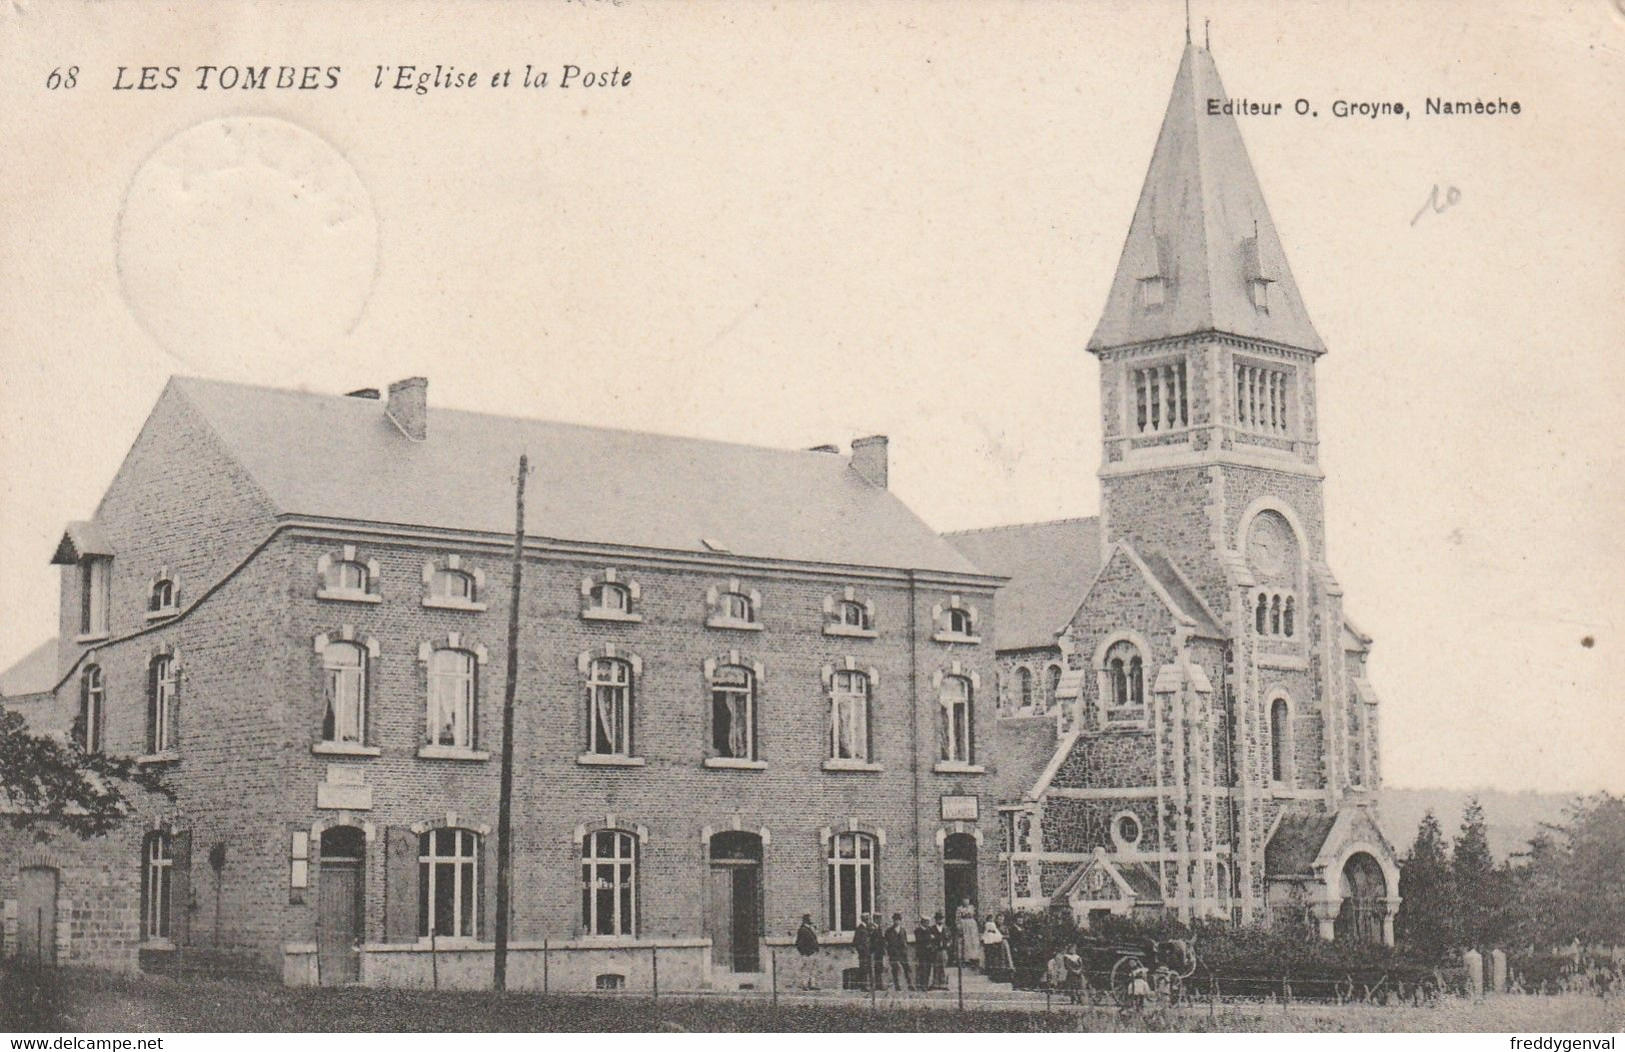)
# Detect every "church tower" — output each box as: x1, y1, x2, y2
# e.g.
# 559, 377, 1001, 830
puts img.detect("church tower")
1084, 41, 1396, 936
